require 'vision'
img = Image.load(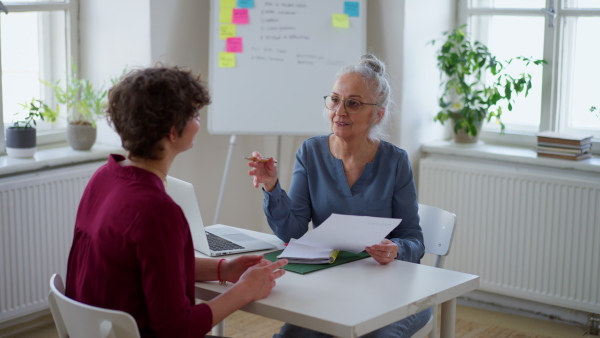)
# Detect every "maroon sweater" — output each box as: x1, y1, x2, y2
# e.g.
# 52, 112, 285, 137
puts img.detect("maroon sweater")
66, 154, 212, 337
